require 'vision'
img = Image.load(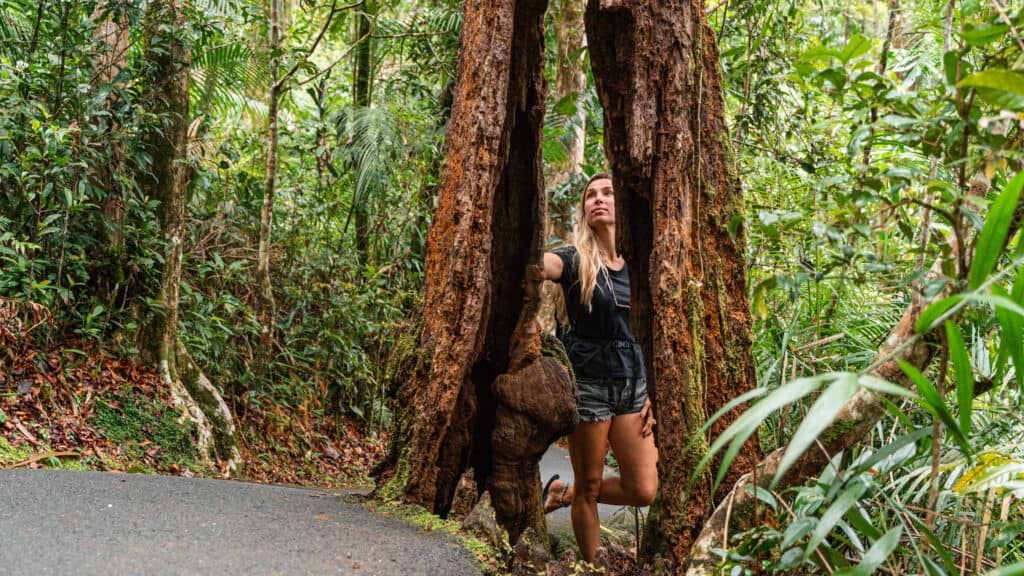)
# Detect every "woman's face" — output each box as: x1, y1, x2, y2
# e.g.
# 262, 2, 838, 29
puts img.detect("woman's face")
583, 177, 615, 227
